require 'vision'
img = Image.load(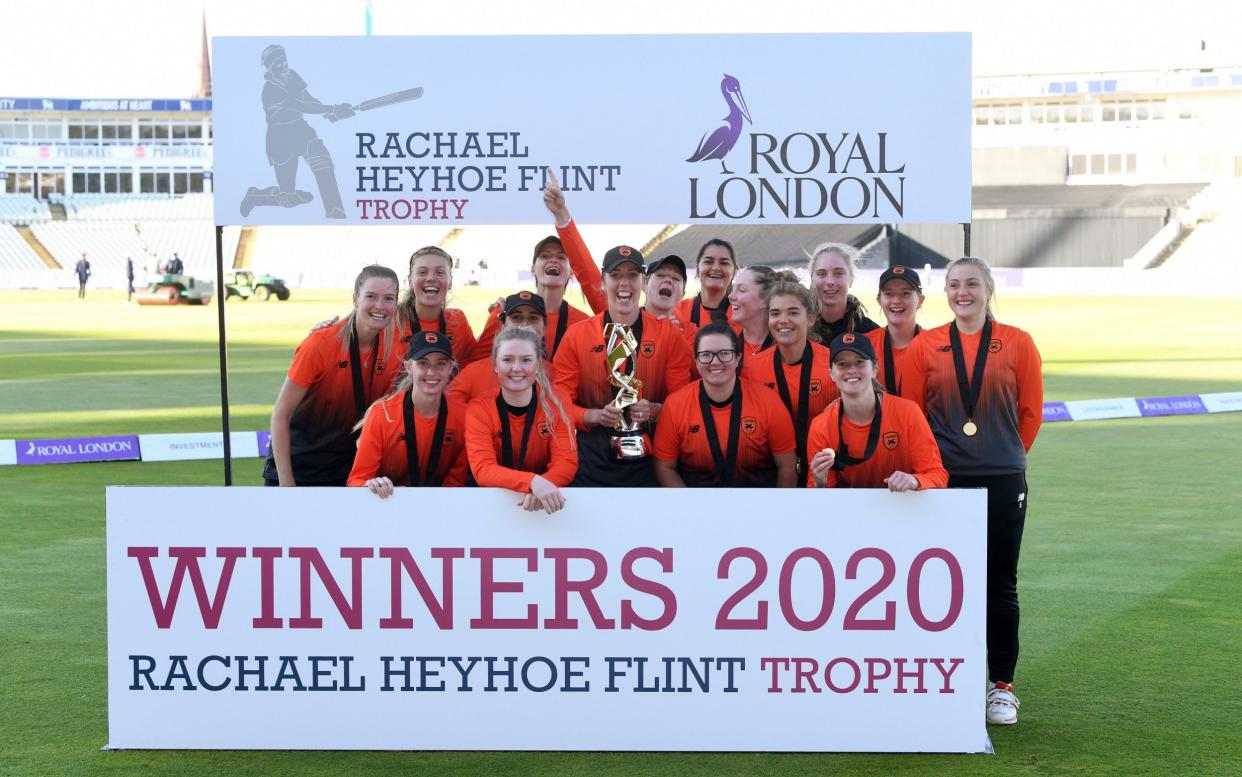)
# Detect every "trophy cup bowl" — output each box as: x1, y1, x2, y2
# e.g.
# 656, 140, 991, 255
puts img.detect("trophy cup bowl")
604, 322, 650, 461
